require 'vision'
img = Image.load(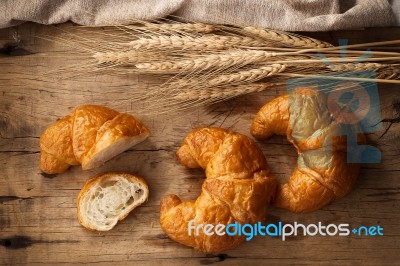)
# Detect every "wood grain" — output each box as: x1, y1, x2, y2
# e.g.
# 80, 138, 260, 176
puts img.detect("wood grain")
1, 23, 400, 265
